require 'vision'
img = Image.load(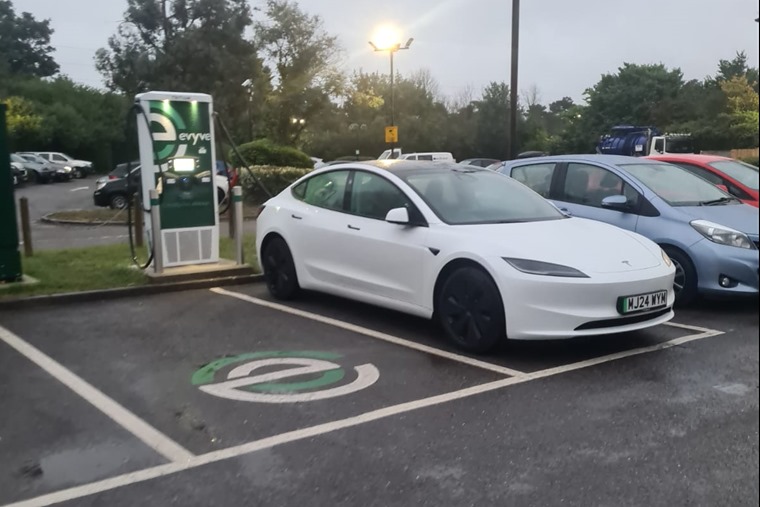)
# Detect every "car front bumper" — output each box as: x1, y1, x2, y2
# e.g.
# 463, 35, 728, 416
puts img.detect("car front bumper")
495, 264, 676, 340
93, 189, 109, 207
691, 238, 759, 297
